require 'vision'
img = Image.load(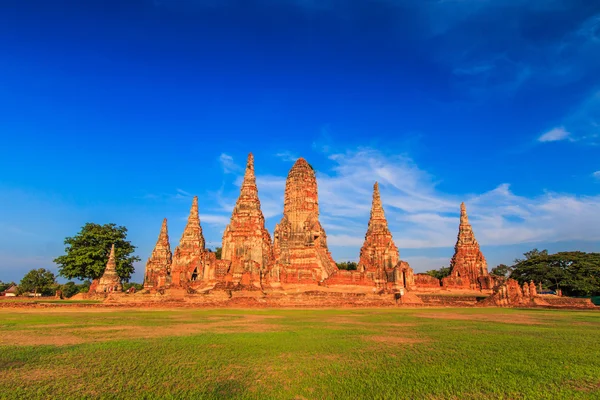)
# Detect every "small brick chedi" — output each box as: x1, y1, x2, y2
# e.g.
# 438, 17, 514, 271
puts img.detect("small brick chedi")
221, 153, 273, 286
95, 244, 122, 293
272, 158, 338, 284
143, 218, 172, 289
443, 203, 493, 290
